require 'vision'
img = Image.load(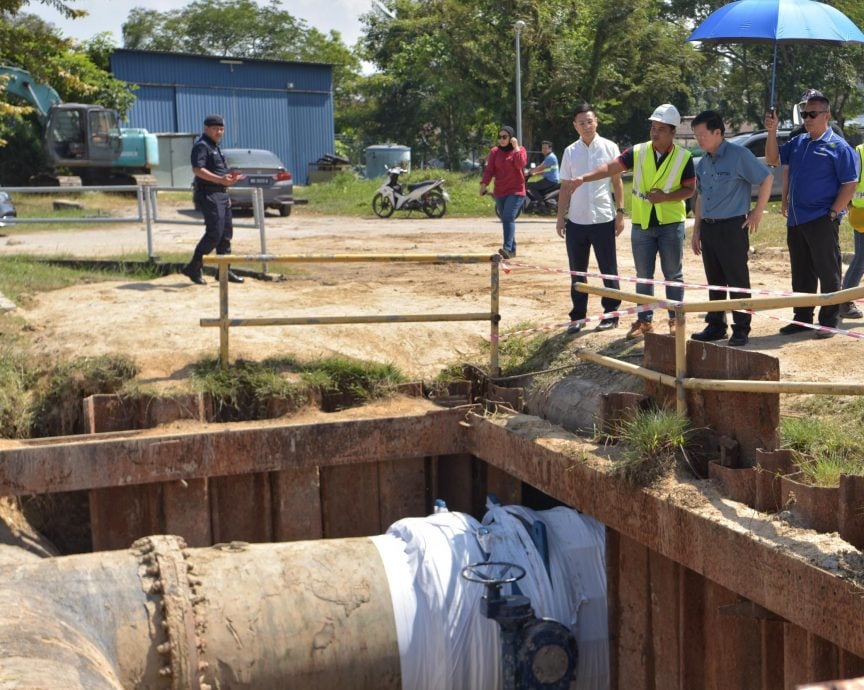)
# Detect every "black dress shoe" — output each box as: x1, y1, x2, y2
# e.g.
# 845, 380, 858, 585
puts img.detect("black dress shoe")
566, 322, 583, 335
596, 317, 619, 331
778, 323, 811, 335
180, 264, 206, 285
691, 326, 727, 341
227, 270, 245, 284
